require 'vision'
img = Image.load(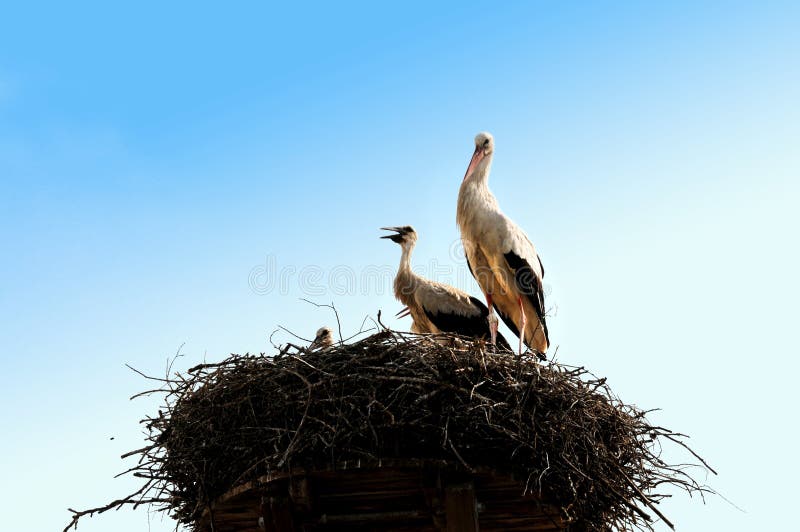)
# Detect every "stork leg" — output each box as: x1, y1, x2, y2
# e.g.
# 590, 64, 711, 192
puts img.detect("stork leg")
485, 293, 499, 347
517, 296, 527, 356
